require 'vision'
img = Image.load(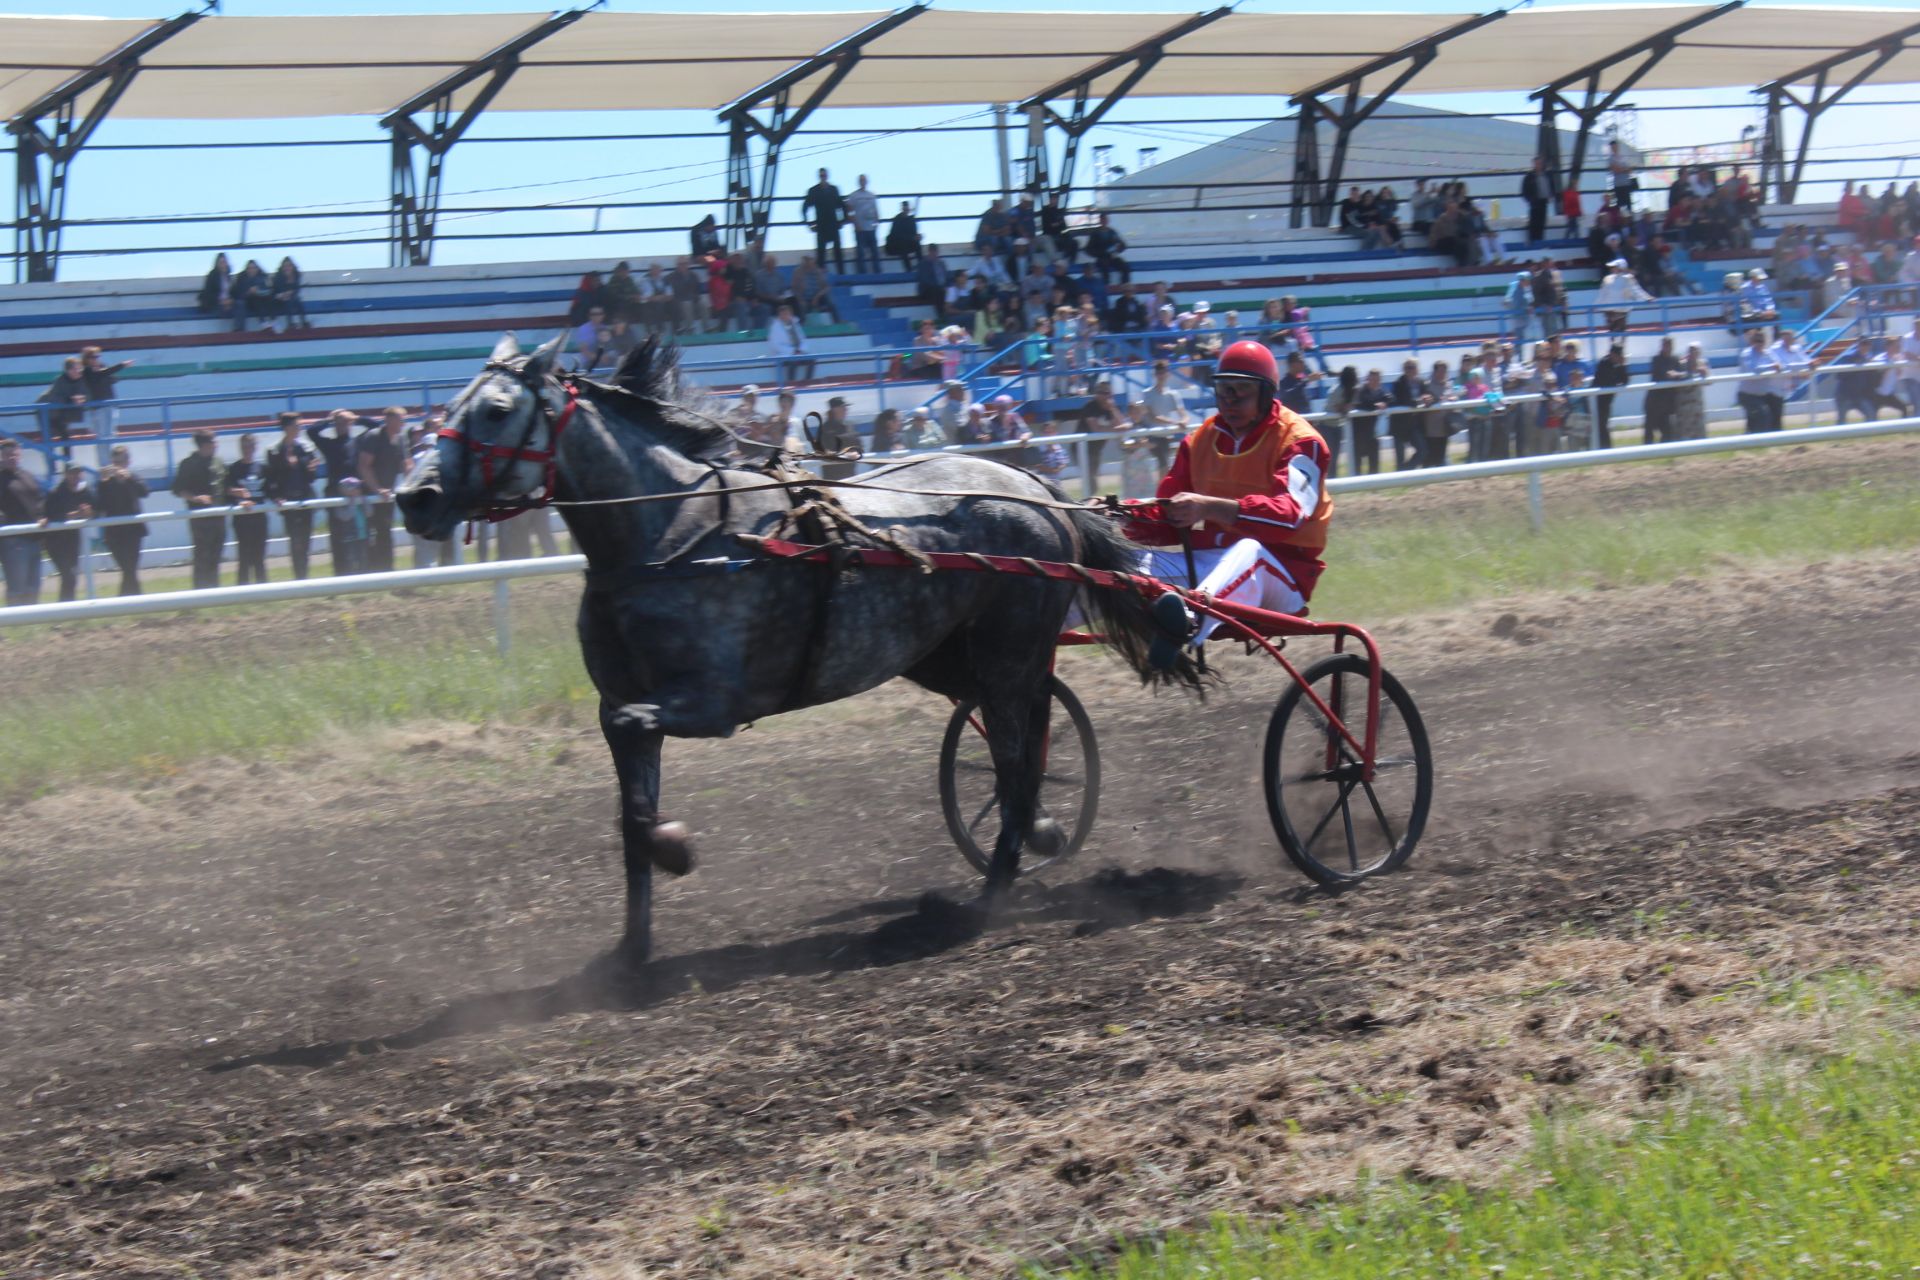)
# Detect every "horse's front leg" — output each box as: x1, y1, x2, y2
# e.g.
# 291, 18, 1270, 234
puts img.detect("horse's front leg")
595, 701, 690, 973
